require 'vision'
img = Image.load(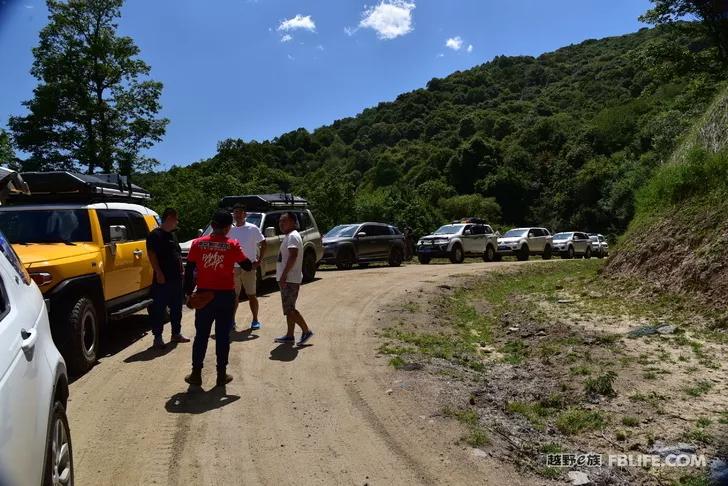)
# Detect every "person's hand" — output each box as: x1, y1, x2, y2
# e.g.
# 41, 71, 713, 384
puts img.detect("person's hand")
253, 261, 261, 269
156, 273, 166, 285
280, 274, 288, 289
